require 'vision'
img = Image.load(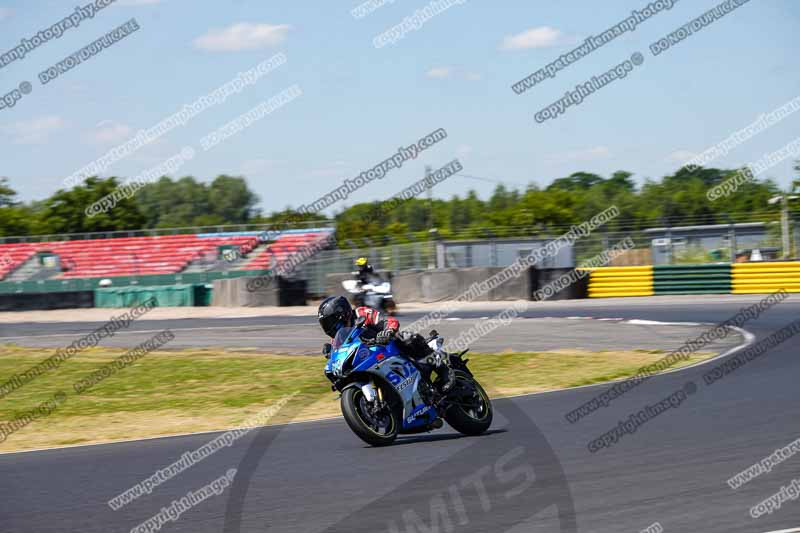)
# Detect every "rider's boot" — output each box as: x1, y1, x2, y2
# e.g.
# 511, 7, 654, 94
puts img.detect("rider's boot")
428, 350, 454, 395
